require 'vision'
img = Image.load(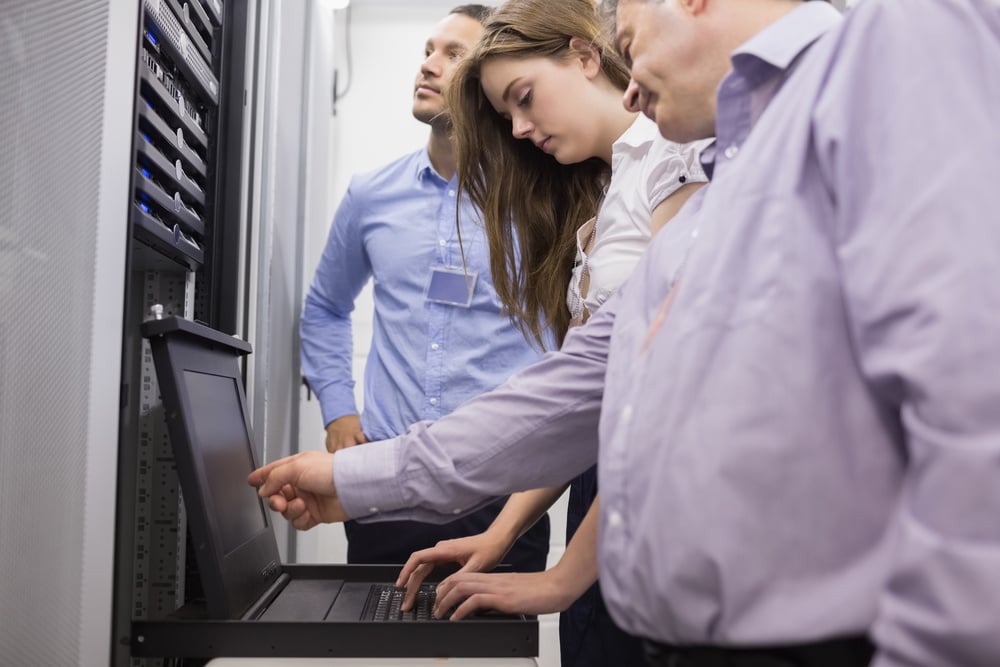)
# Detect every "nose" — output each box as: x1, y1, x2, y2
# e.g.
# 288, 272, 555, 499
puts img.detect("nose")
421, 51, 442, 78
623, 78, 641, 113
511, 113, 533, 139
